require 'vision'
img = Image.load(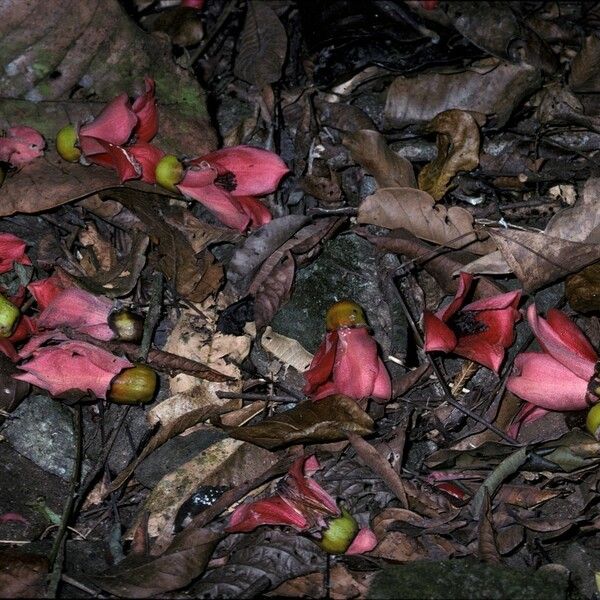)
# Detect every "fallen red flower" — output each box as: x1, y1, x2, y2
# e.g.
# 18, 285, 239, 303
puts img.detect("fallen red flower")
304, 300, 391, 403
507, 305, 599, 430
157, 145, 288, 231
0, 126, 45, 167
0, 233, 31, 274
226, 455, 376, 555
423, 272, 521, 373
